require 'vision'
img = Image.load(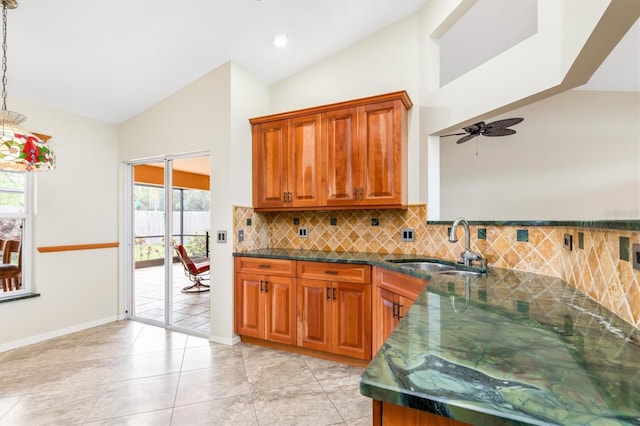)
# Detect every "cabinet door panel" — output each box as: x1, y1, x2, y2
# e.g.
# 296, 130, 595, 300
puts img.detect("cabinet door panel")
253, 120, 288, 208
358, 100, 404, 205
289, 115, 322, 207
374, 287, 400, 354
322, 108, 359, 206
265, 275, 296, 345
235, 273, 264, 339
297, 278, 332, 352
332, 282, 371, 360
